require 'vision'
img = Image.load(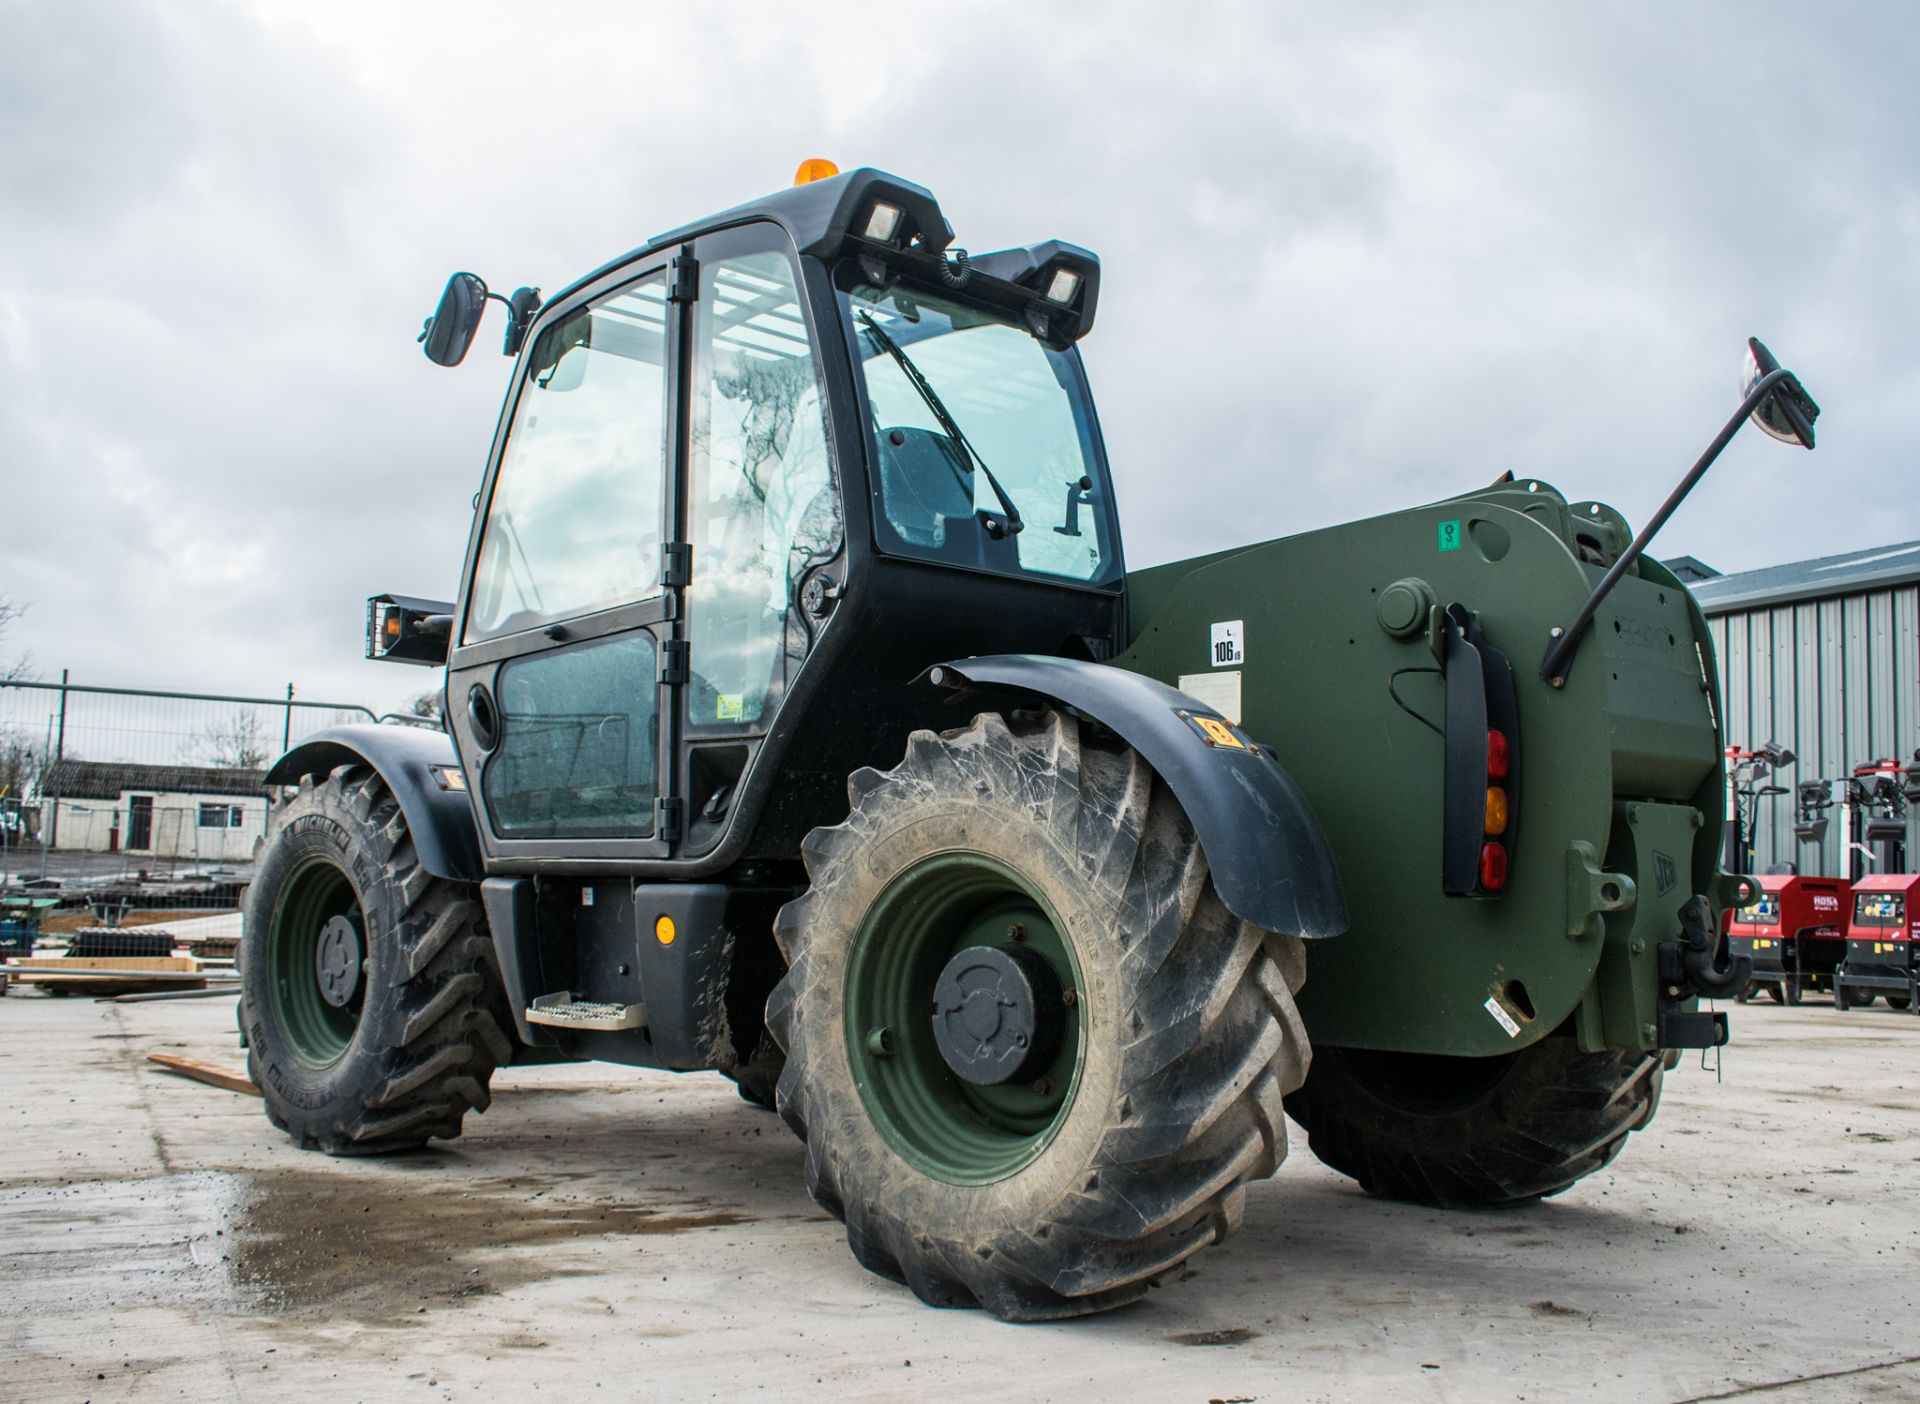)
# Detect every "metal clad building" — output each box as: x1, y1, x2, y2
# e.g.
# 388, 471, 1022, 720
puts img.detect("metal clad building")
1684, 543, 1920, 876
